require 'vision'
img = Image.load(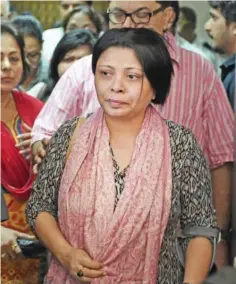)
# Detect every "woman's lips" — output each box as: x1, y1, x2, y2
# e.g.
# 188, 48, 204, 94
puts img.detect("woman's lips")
108, 99, 127, 105
1, 77, 13, 83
